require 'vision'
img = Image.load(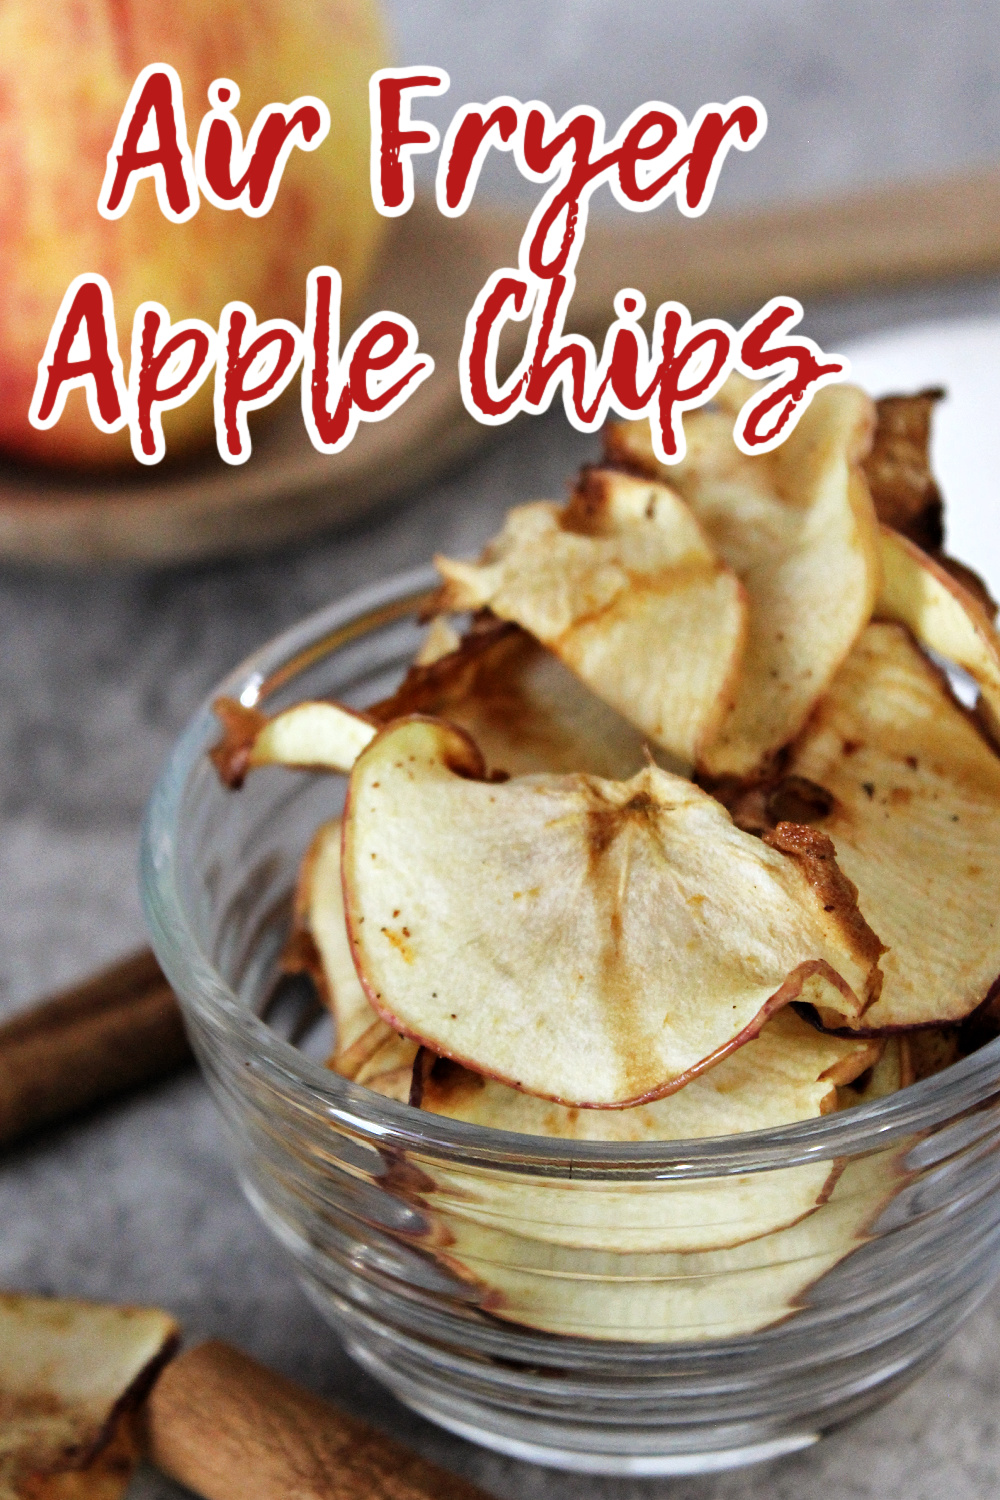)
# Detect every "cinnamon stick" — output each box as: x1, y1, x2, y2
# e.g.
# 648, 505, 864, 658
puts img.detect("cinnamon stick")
0, 948, 192, 1148
146, 1340, 490, 1500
